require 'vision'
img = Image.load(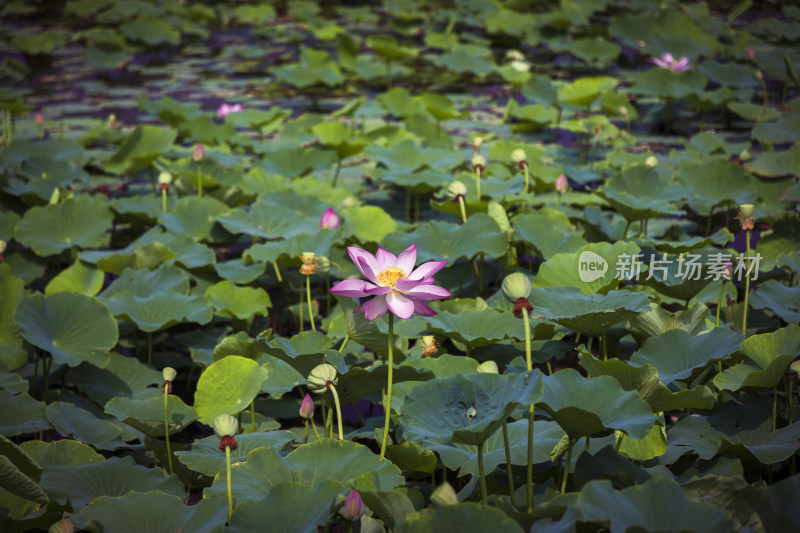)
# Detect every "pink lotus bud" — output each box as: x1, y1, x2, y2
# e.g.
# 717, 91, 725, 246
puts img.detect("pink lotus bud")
193, 143, 205, 162
217, 103, 245, 118
342, 490, 364, 521
555, 174, 569, 194
299, 393, 315, 419
320, 208, 340, 229
35, 113, 43, 126
747, 48, 755, 60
